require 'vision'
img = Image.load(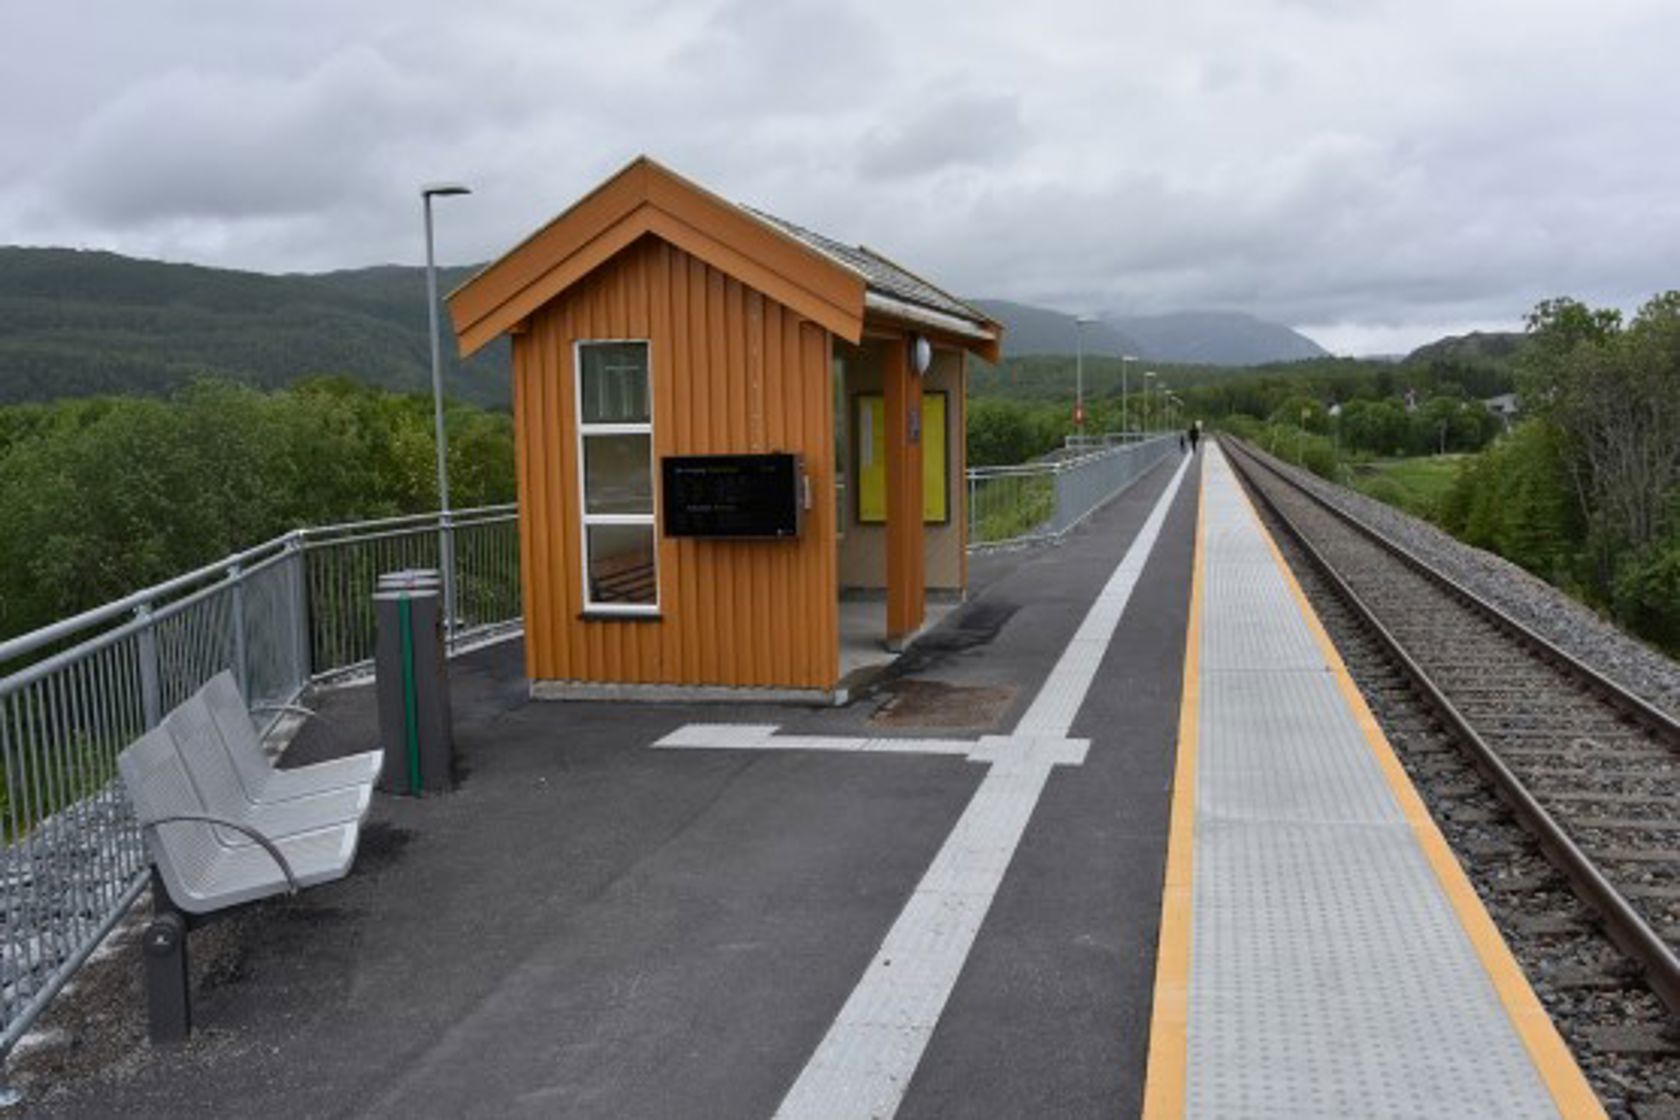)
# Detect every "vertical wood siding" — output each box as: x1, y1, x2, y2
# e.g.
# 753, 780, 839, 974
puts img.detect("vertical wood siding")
513, 237, 839, 690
